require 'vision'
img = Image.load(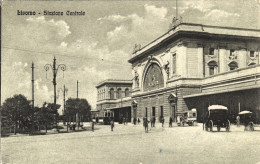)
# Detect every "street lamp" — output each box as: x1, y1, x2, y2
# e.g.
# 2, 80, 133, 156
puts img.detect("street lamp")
44, 57, 66, 126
